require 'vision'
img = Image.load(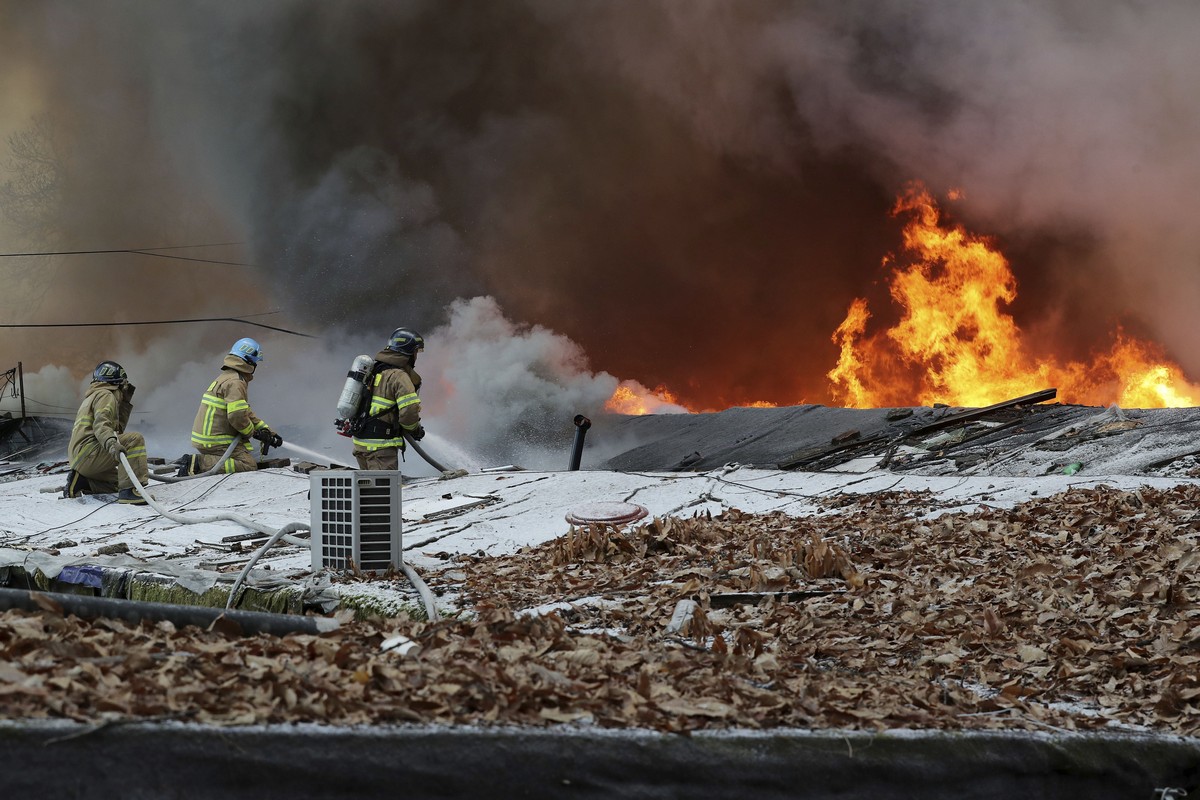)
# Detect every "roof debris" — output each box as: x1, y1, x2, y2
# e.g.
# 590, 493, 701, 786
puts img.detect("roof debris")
3, 482, 1199, 732
604, 396, 1200, 477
